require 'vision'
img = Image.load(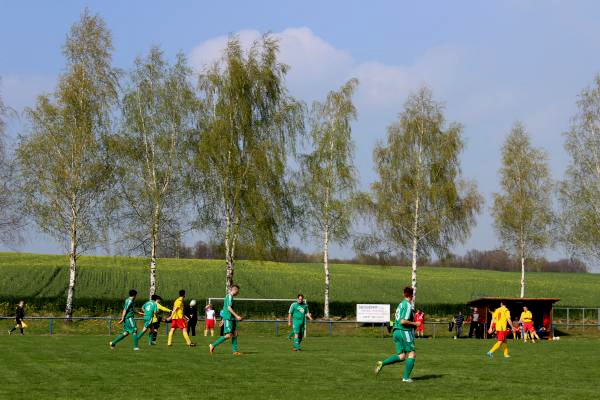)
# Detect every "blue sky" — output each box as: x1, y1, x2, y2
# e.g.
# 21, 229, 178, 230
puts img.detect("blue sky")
2, 1, 600, 268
